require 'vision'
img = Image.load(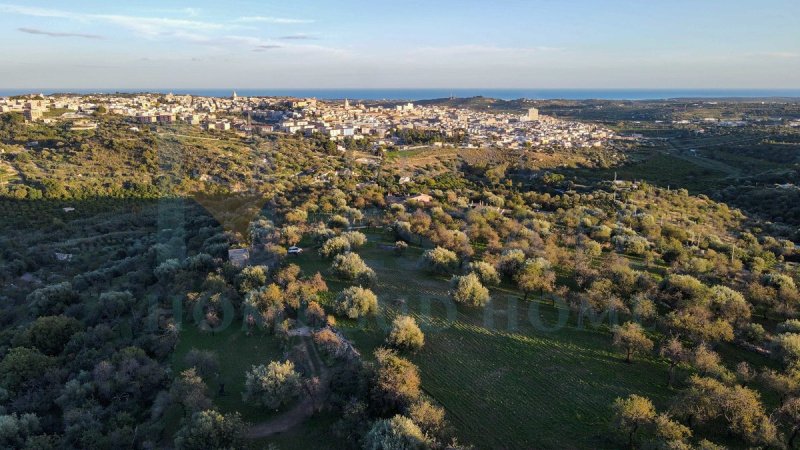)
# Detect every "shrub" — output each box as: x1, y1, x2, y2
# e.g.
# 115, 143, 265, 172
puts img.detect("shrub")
335, 286, 378, 319
341, 231, 367, 248
421, 247, 458, 274
305, 301, 326, 328
320, 236, 351, 258
371, 348, 421, 414
313, 328, 347, 358
174, 410, 245, 450
363, 415, 428, 450
331, 253, 376, 285
467, 261, 500, 286
387, 316, 424, 351
242, 361, 302, 410
236, 265, 268, 293
450, 273, 490, 307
